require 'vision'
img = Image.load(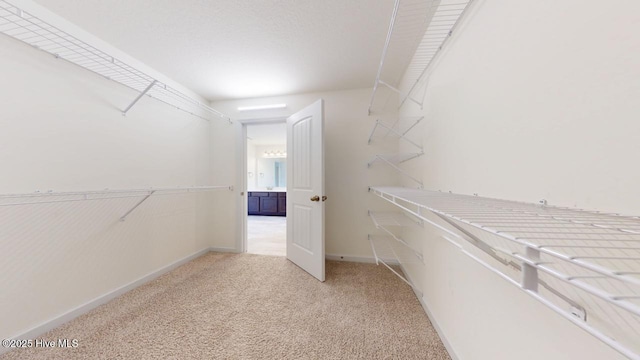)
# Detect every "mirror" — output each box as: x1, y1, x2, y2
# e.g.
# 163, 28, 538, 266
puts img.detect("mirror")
256, 158, 286, 190
274, 161, 286, 188
246, 123, 287, 191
